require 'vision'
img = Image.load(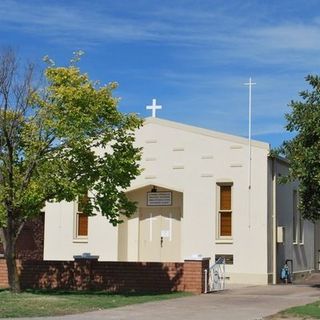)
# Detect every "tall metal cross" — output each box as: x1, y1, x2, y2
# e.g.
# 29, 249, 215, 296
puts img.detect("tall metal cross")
244, 77, 256, 189
244, 77, 256, 230
146, 98, 162, 117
